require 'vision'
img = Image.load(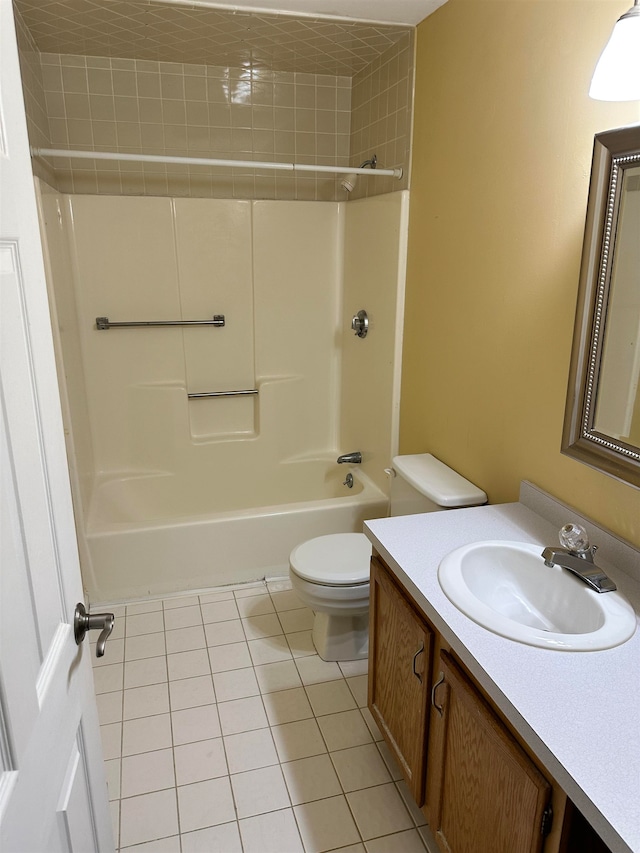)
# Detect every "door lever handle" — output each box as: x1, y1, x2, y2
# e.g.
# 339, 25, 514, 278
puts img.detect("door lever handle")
74, 602, 115, 658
